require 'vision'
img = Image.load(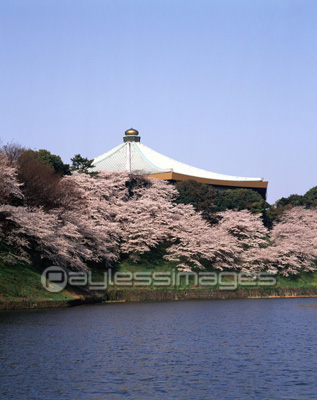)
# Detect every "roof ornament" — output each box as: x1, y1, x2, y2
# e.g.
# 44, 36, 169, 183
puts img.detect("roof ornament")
124, 128, 141, 142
